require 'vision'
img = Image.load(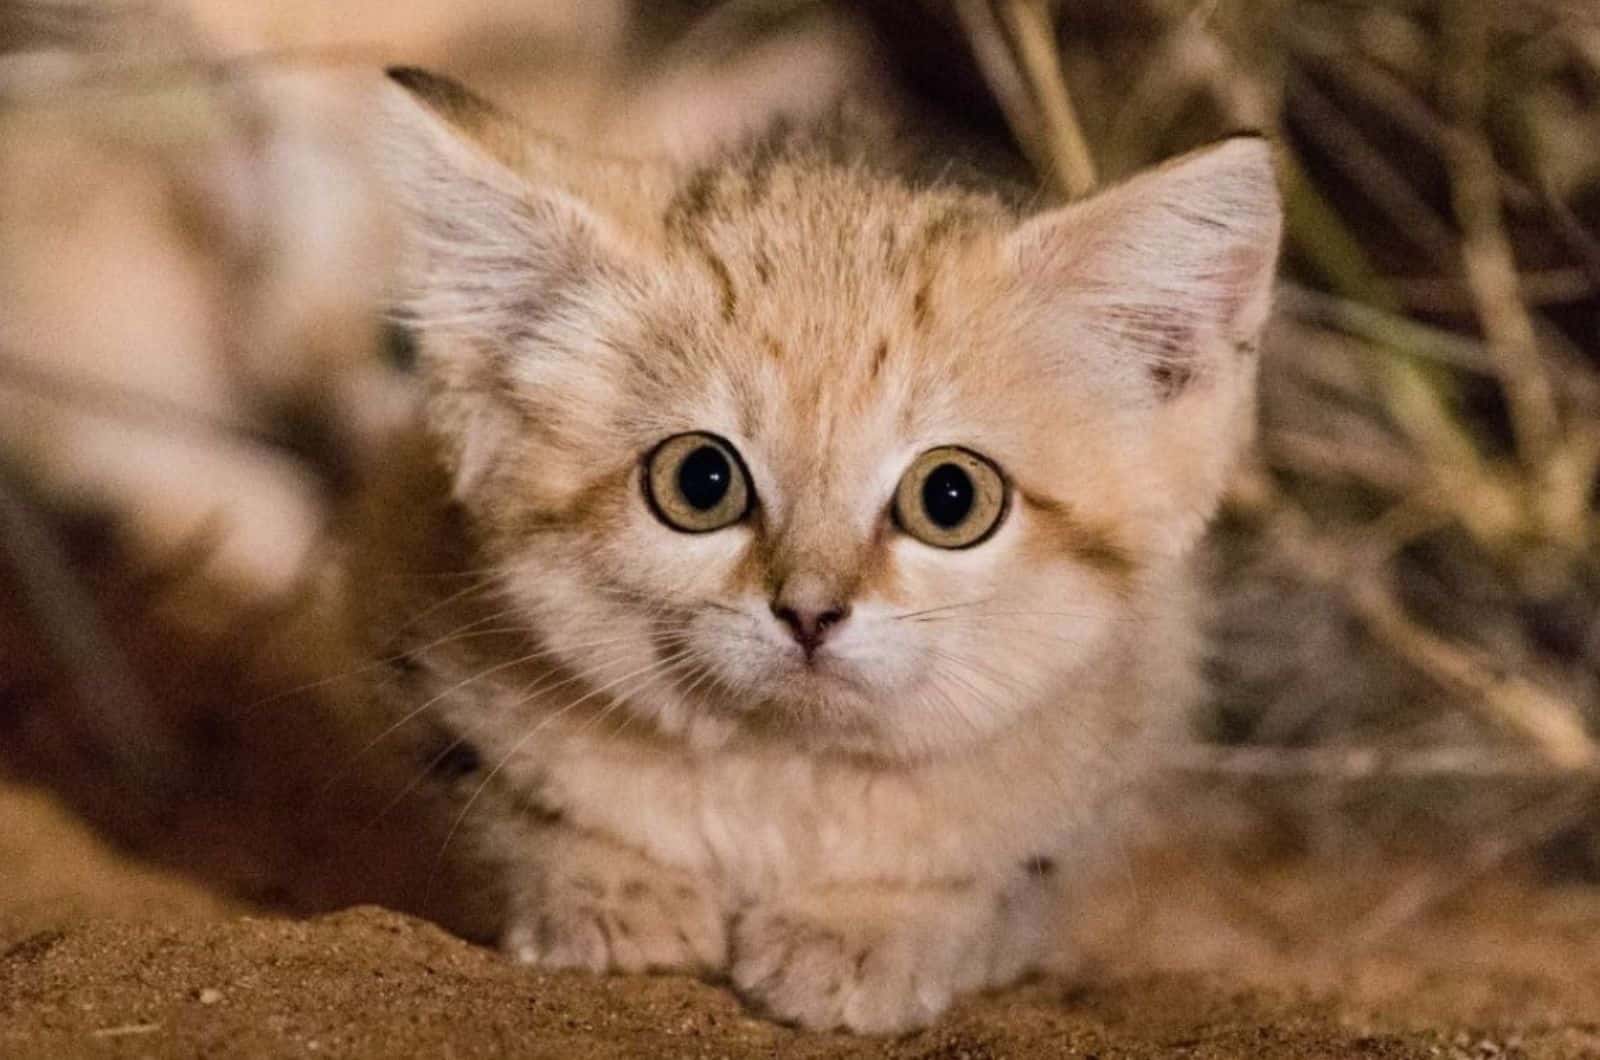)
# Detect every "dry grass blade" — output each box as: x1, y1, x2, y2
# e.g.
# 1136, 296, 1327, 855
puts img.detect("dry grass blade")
1347, 785, 1597, 949
1285, 70, 1458, 261
1442, 0, 1564, 510
1393, 268, 1598, 313
1170, 744, 1600, 780
1350, 578, 1597, 770
994, 0, 1094, 198
948, 0, 1094, 199
1276, 283, 1493, 372
1236, 468, 1598, 771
